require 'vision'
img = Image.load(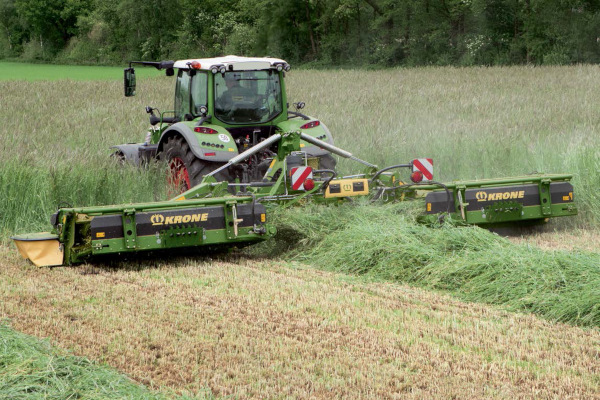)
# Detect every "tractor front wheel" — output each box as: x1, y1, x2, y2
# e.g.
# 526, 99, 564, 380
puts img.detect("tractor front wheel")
162, 136, 230, 195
